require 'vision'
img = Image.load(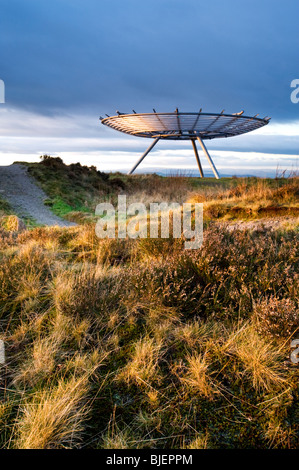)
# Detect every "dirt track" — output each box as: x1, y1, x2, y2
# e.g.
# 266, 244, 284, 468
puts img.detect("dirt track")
0, 164, 76, 227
